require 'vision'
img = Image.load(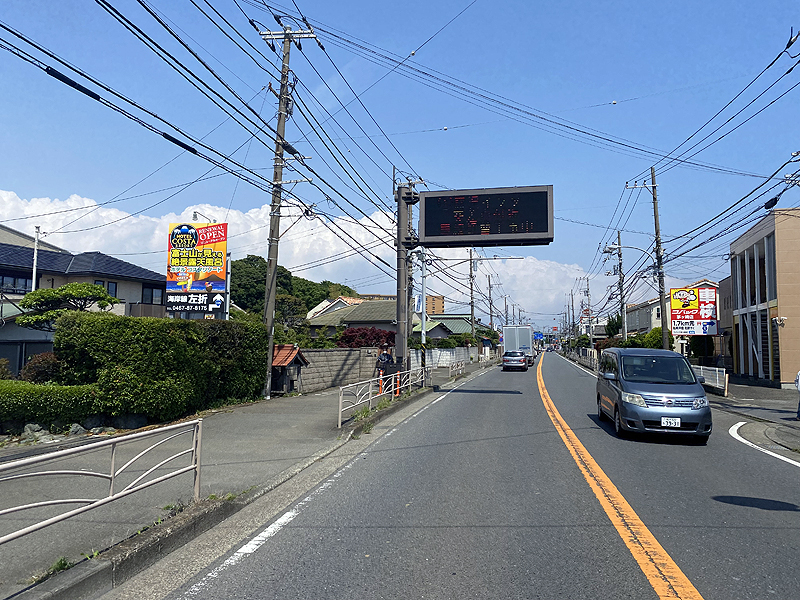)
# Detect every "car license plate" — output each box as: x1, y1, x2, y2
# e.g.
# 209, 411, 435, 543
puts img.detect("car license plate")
661, 417, 681, 428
